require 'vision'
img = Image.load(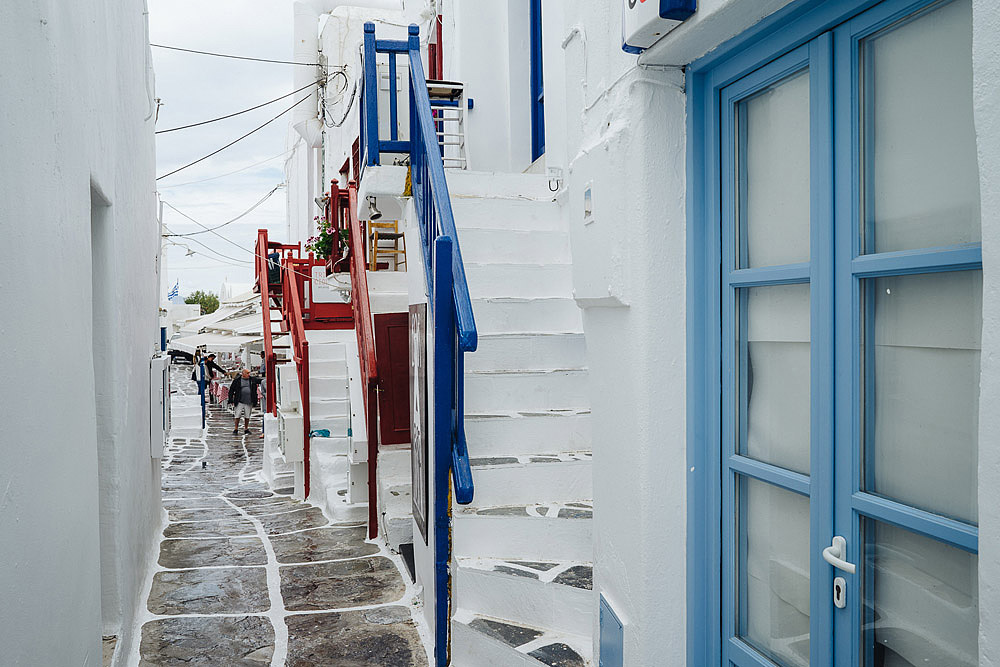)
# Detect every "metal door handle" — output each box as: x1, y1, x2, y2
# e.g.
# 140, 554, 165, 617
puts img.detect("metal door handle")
822, 536, 856, 574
